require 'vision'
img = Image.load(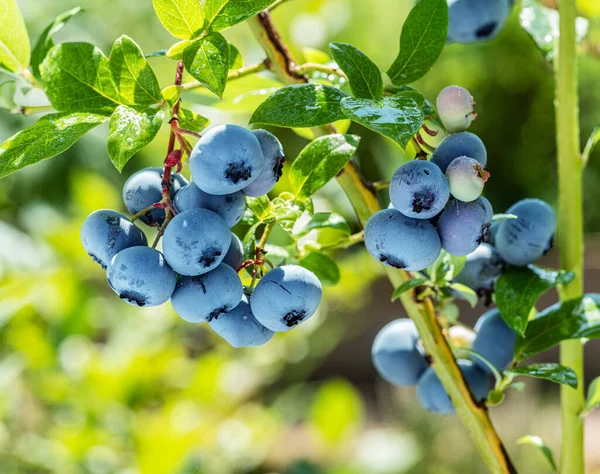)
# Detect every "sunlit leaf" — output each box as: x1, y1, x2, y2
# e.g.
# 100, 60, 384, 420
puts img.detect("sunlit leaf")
183, 32, 230, 98
329, 42, 382, 99
152, 0, 204, 40
449, 282, 478, 307
204, 0, 274, 32
0, 0, 31, 73
178, 108, 209, 132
